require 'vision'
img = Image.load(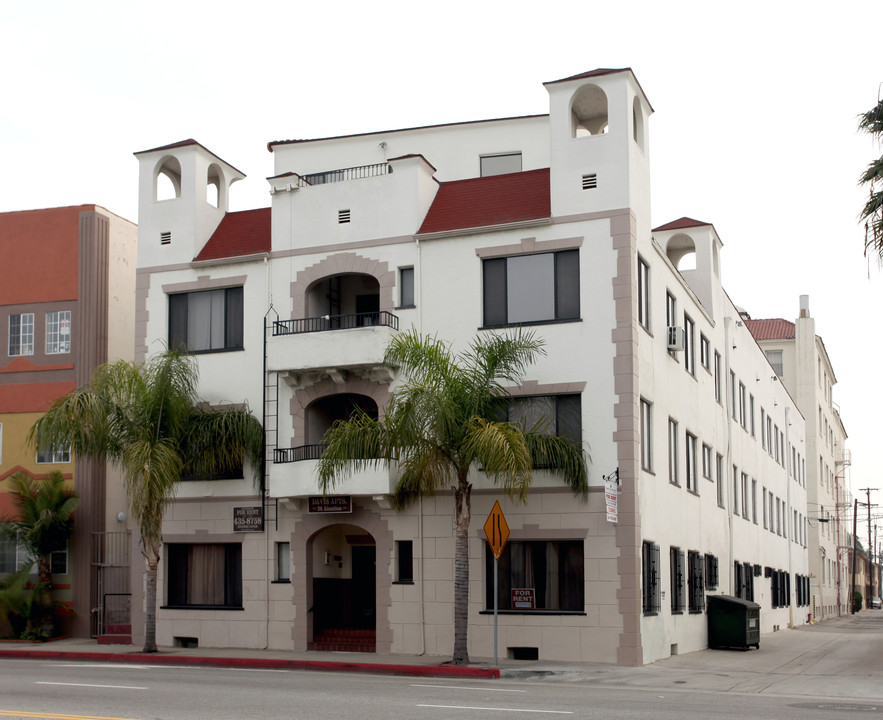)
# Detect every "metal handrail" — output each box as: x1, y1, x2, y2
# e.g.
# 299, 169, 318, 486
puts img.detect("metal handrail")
299, 162, 391, 186
272, 311, 398, 336
274, 444, 328, 464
